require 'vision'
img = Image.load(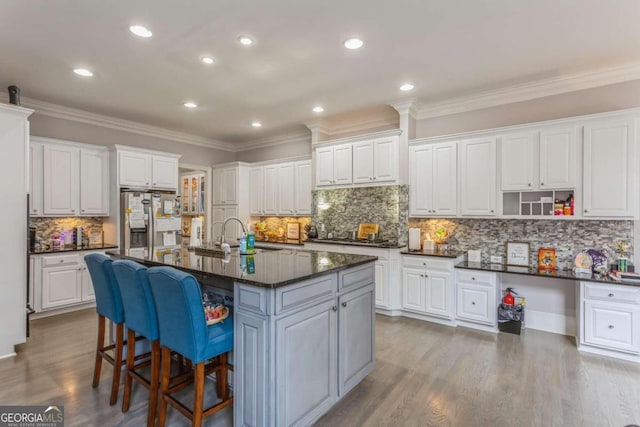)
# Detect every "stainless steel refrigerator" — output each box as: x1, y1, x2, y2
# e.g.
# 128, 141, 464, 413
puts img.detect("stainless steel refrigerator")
120, 190, 181, 259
